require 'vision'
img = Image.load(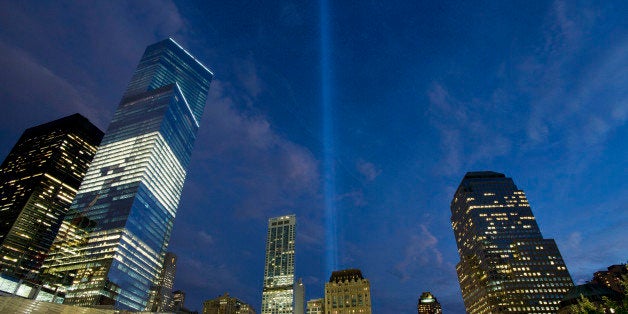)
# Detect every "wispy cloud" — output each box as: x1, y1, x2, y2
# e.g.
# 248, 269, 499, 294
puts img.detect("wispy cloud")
356, 159, 381, 182
0, 0, 189, 131
427, 83, 512, 176
392, 224, 444, 282
189, 78, 320, 219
